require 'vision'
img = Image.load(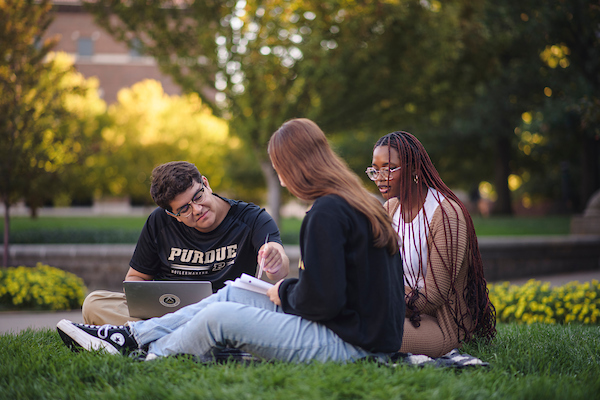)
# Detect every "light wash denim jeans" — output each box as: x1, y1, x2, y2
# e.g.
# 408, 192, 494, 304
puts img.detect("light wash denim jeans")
128, 284, 376, 363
